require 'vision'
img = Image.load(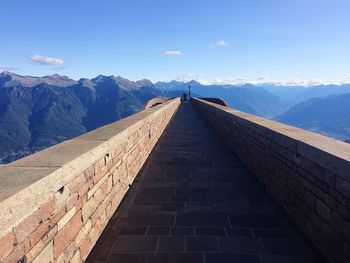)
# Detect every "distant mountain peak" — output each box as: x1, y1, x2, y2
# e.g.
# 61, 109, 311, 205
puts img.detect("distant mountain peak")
0, 70, 15, 76
0, 72, 166, 163
186, 80, 201, 86
136, 79, 153, 87
0, 71, 77, 87
78, 78, 95, 89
